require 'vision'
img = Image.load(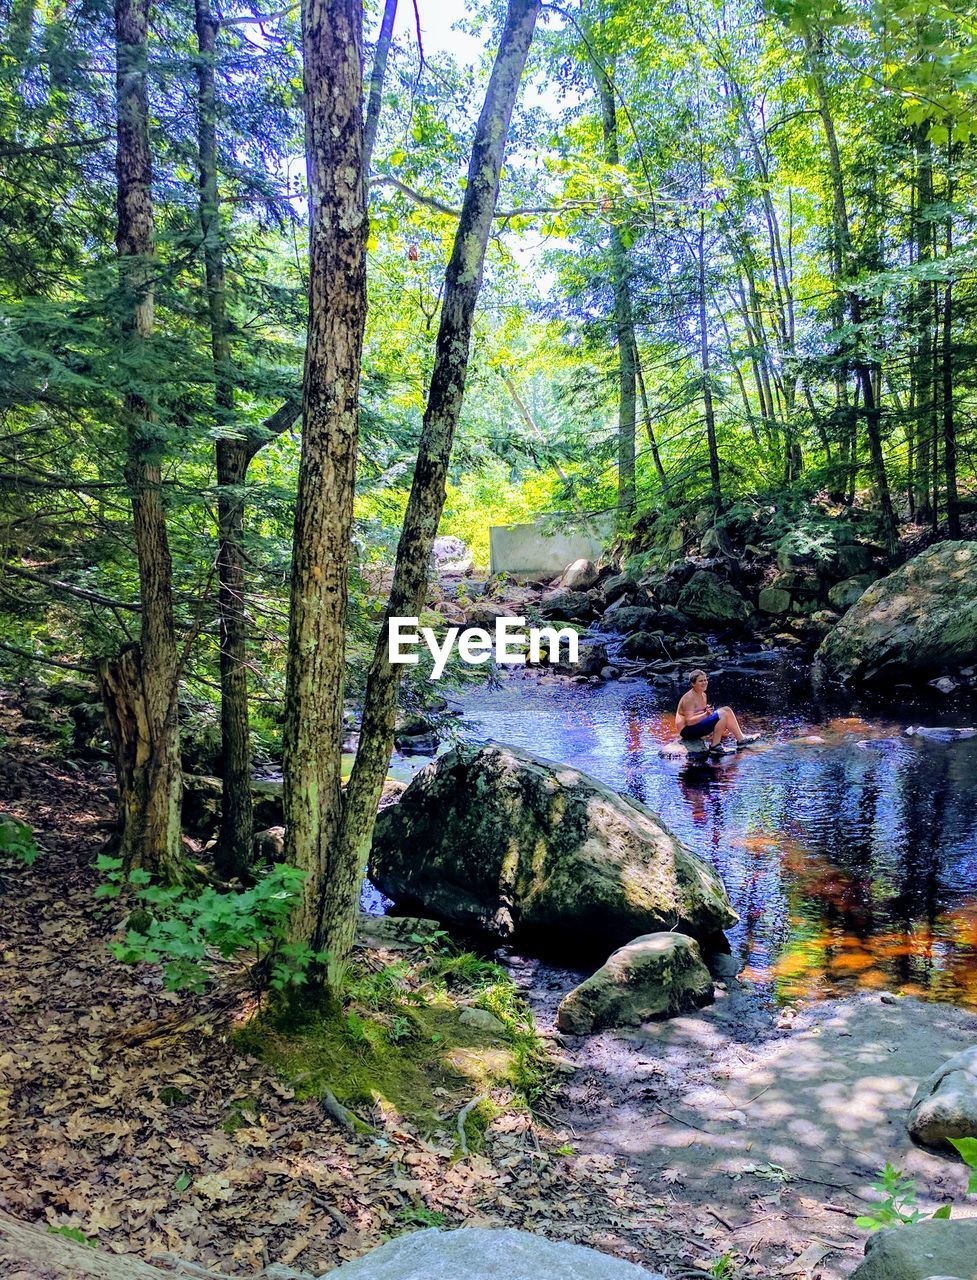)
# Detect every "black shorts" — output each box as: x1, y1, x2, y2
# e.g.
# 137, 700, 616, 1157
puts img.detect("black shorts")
680, 711, 720, 741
